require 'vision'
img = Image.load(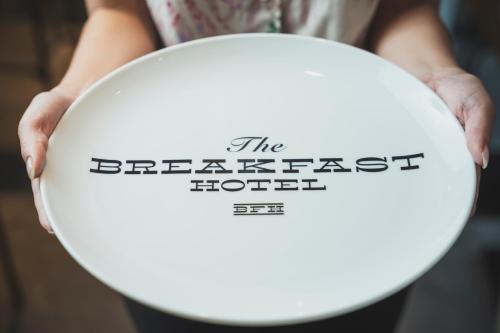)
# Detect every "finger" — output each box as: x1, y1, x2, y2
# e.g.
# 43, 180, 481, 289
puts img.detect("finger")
462, 90, 495, 168
19, 127, 48, 180
469, 165, 481, 218
18, 91, 72, 179
31, 177, 54, 234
